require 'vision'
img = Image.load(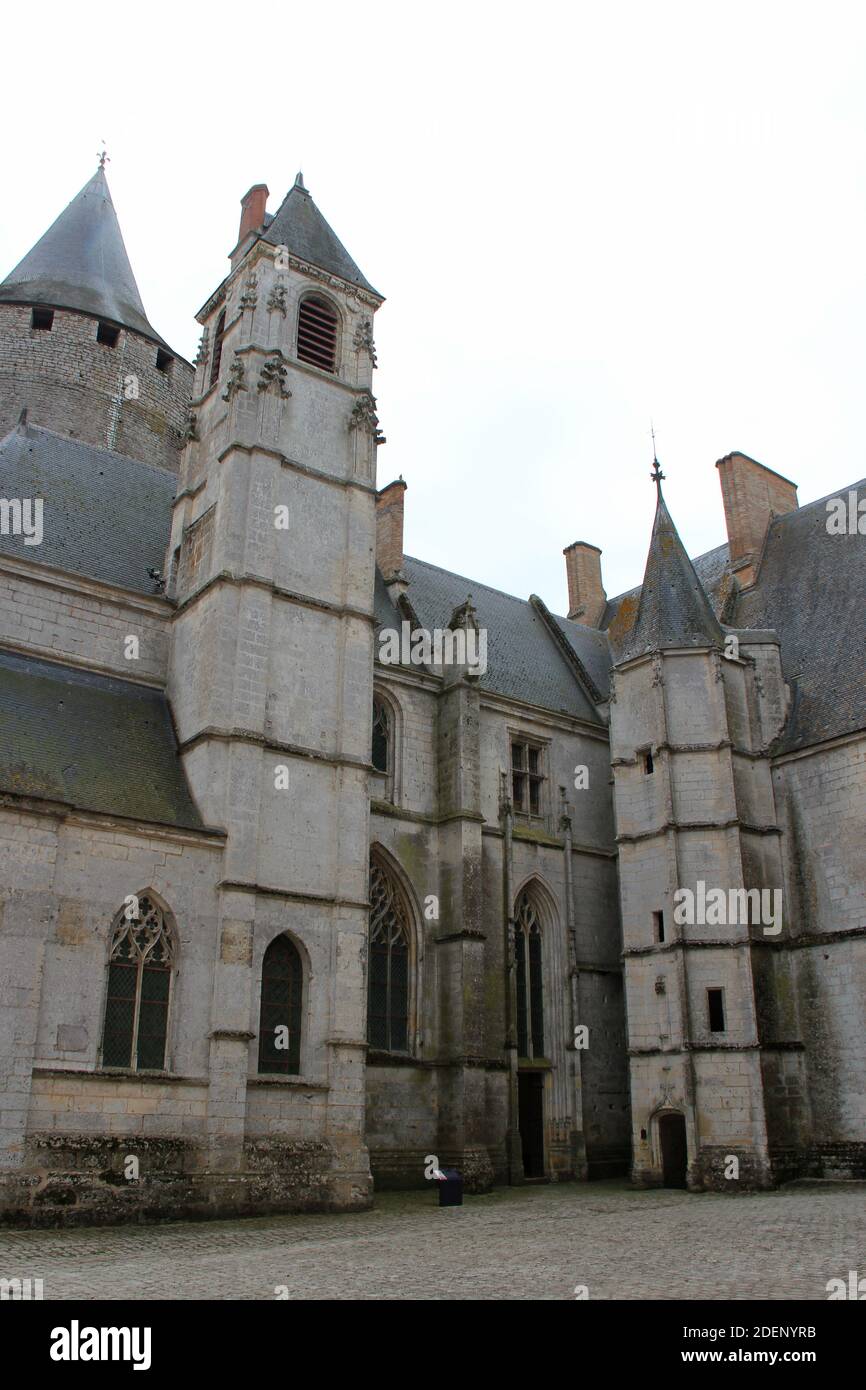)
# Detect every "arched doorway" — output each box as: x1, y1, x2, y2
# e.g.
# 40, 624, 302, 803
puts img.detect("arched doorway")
658, 1112, 688, 1188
